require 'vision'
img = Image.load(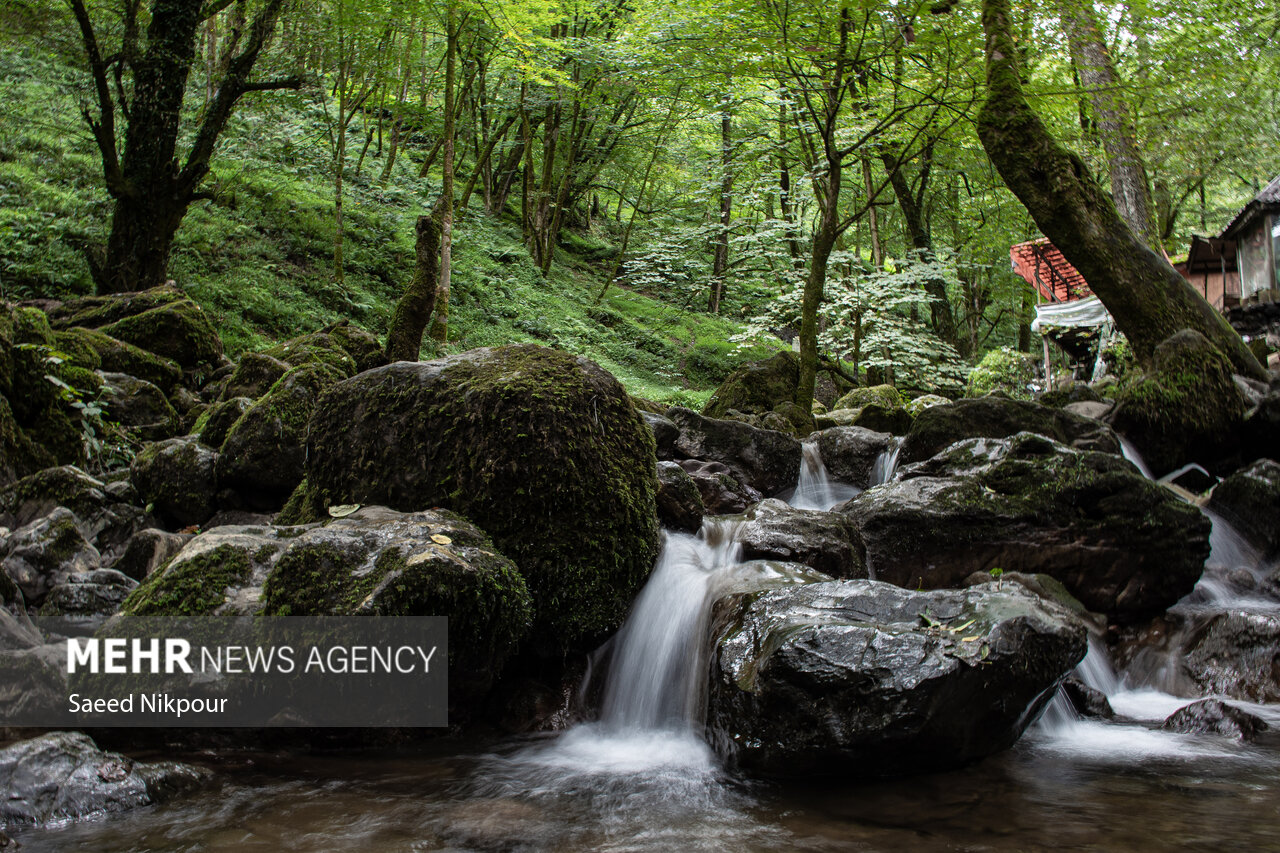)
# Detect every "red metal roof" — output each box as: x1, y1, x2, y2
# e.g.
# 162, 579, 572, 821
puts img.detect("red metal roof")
1010, 238, 1093, 303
